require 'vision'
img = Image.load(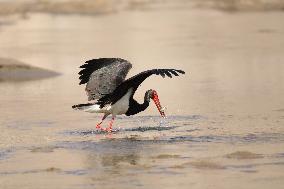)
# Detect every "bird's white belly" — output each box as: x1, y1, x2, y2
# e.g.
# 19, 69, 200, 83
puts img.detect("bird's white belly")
83, 104, 109, 113
83, 88, 132, 115
84, 102, 128, 115
109, 88, 132, 115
